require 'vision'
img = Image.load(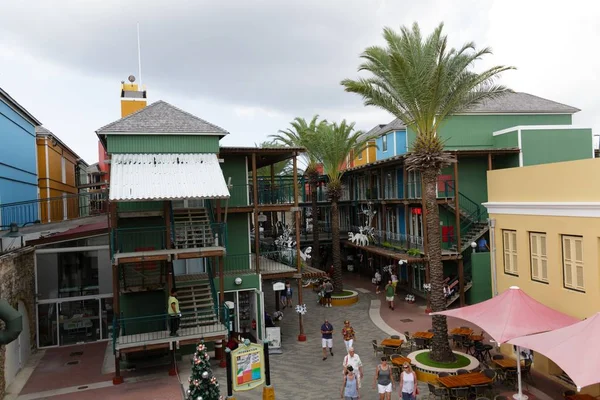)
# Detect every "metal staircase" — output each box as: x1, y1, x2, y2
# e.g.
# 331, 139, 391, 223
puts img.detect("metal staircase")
177, 280, 219, 329
441, 182, 489, 254
446, 281, 473, 307
121, 261, 167, 292
172, 208, 215, 249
